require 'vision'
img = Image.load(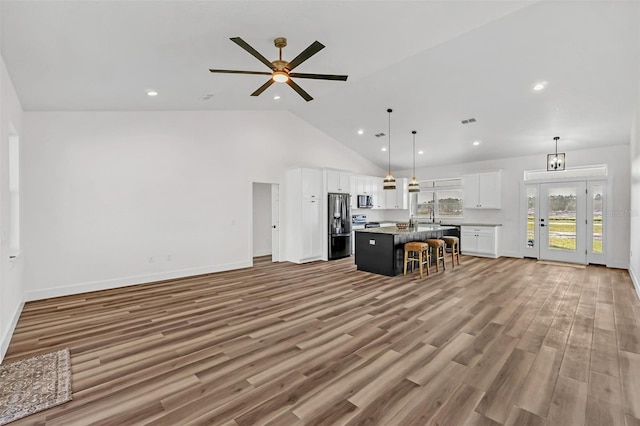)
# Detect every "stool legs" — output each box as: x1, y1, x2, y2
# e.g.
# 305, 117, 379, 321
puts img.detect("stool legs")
435, 245, 445, 272
404, 245, 430, 278
448, 241, 460, 268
